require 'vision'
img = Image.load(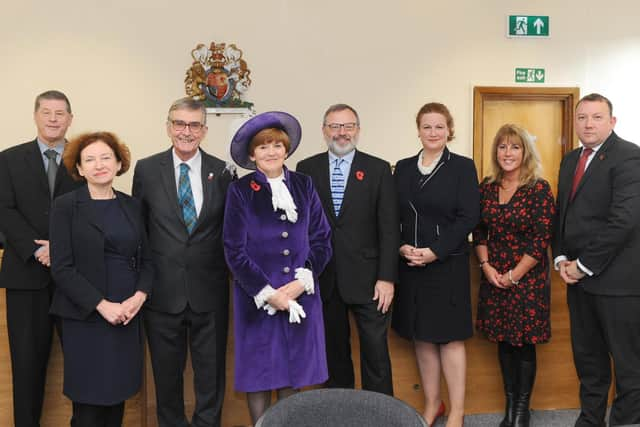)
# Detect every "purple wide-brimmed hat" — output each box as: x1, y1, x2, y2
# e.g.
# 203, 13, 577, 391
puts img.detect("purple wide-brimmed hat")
230, 111, 302, 170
